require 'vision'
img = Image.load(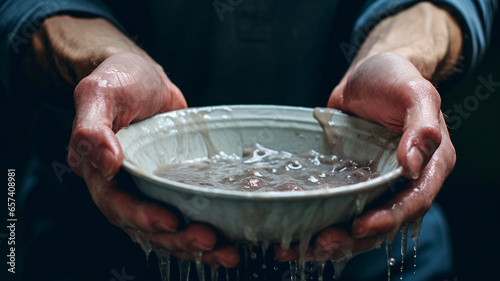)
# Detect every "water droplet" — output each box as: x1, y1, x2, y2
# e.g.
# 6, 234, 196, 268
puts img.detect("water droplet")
250, 252, 257, 259
389, 258, 396, 266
